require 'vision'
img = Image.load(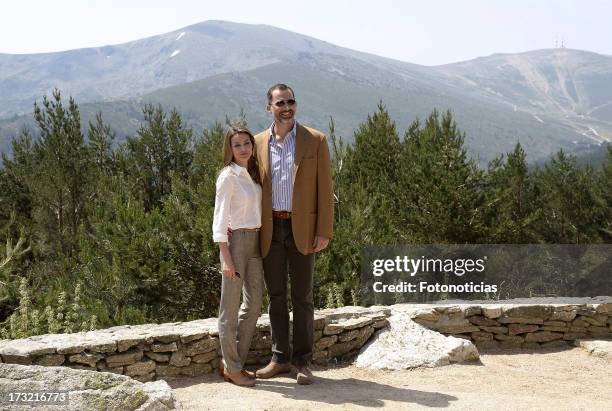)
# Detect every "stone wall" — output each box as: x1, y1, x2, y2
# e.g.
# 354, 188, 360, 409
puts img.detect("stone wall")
1, 299, 611, 383
0, 306, 389, 382
411, 300, 612, 350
